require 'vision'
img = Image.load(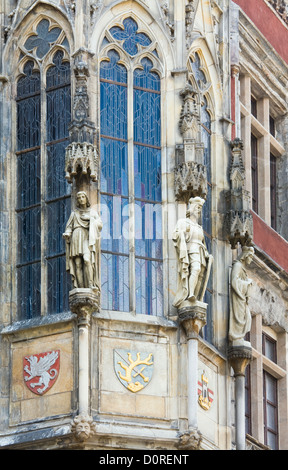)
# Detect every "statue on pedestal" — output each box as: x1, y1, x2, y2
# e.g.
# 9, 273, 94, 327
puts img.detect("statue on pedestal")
63, 191, 102, 290
173, 197, 212, 308
229, 246, 254, 345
